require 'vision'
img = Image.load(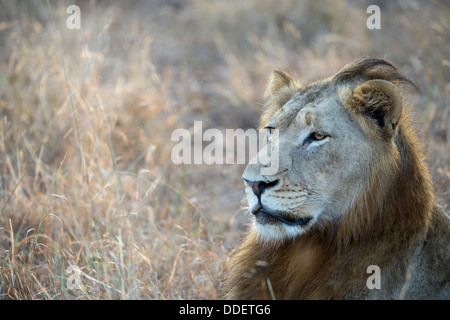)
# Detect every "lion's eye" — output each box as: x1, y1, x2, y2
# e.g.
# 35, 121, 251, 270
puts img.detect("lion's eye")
265, 126, 275, 136
310, 132, 327, 141
265, 126, 276, 144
